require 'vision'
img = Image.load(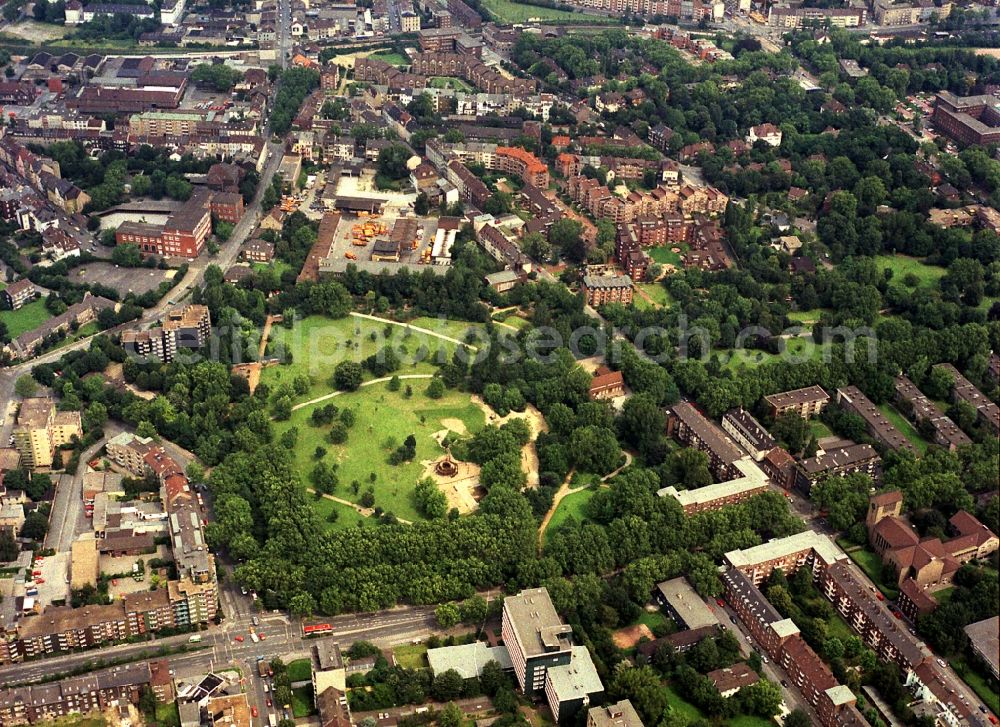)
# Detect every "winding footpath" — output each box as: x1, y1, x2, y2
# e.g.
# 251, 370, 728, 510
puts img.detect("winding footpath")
291, 373, 434, 411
